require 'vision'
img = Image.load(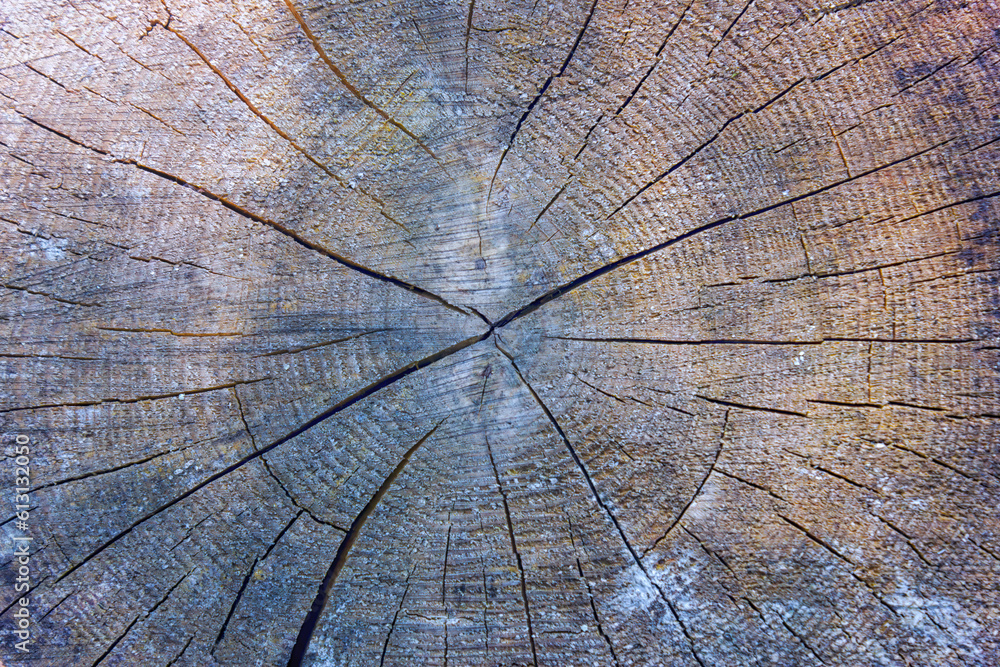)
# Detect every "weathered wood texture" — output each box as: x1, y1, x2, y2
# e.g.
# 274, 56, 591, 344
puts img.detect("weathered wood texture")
1, 0, 998, 664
